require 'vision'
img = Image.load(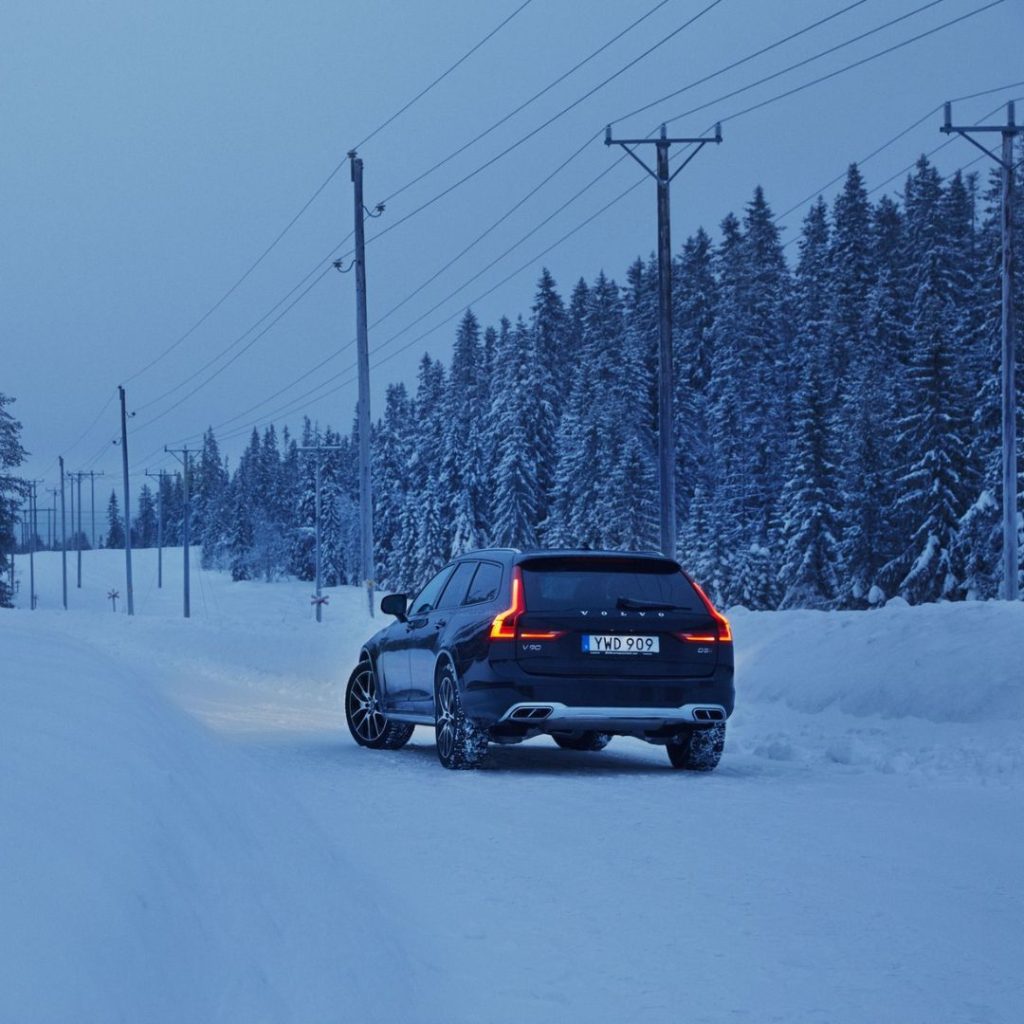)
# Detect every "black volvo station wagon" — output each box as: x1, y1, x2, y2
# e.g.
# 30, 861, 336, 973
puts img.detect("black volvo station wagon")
345, 549, 734, 770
